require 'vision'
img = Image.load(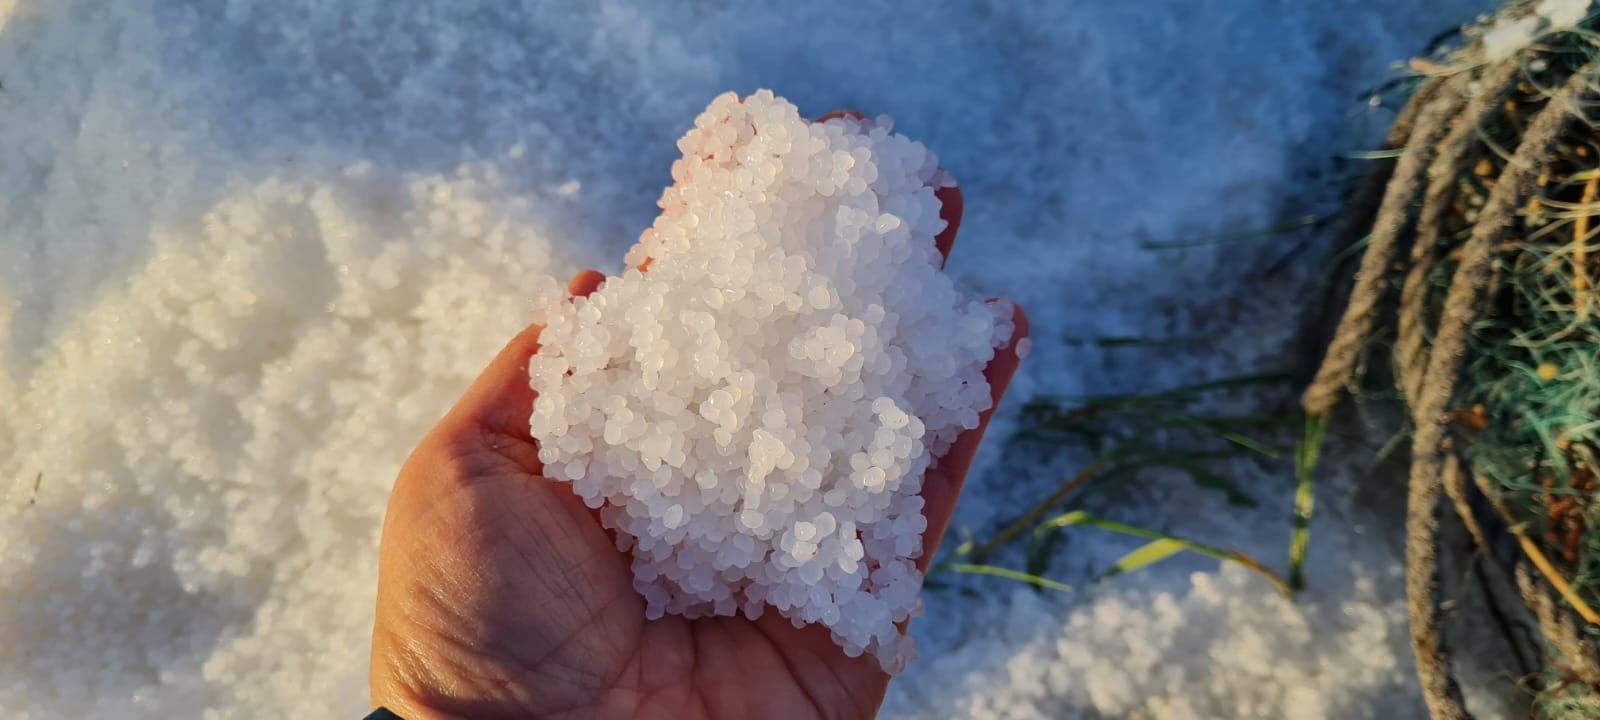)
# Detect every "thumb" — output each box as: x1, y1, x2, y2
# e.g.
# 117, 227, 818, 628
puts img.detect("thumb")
441, 321, 546, 440
441, 269, 603, 440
